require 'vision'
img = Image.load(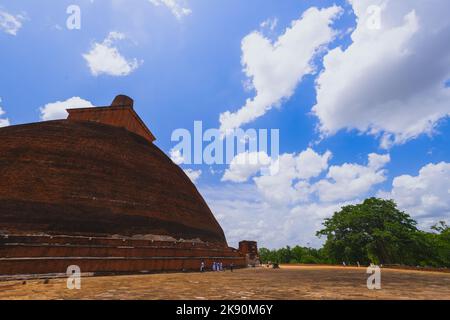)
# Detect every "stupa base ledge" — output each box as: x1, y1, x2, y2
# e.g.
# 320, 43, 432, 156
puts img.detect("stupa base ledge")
0, 234, 252, 279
